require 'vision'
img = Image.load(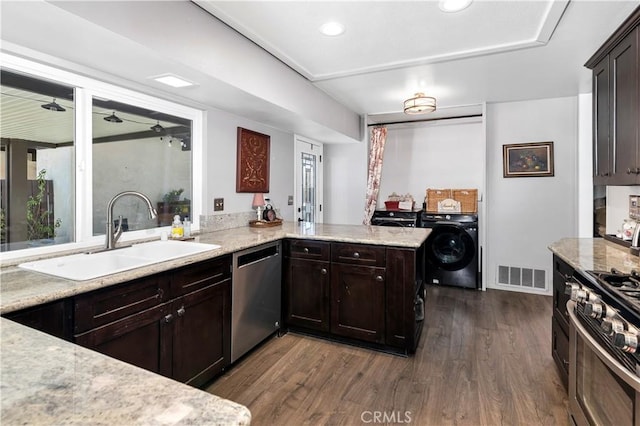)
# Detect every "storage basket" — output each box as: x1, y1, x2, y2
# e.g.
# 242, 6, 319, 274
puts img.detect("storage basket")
425, 189, 452, 212
384, 201, 400, 210
452, 189, 478, 213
